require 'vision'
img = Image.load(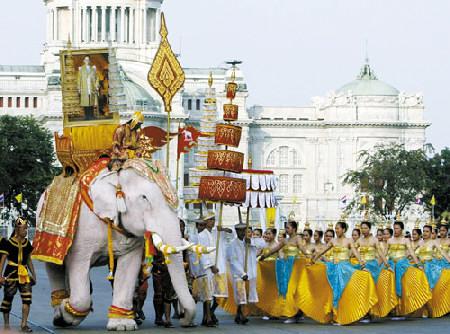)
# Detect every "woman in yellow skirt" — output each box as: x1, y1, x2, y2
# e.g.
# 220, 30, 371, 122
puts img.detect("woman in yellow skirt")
416, 224, 450, 318
300, 220, 378, 325
386, 220, 431, 316
255, 228, 283, 318
356, 220, 397, 318
259, 221, 308, 323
